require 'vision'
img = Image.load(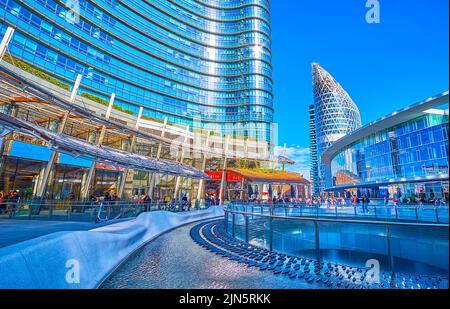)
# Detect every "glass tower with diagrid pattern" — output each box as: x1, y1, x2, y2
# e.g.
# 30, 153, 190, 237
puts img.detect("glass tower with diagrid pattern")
311, 63, 362, 192
309, 104, 319, 195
